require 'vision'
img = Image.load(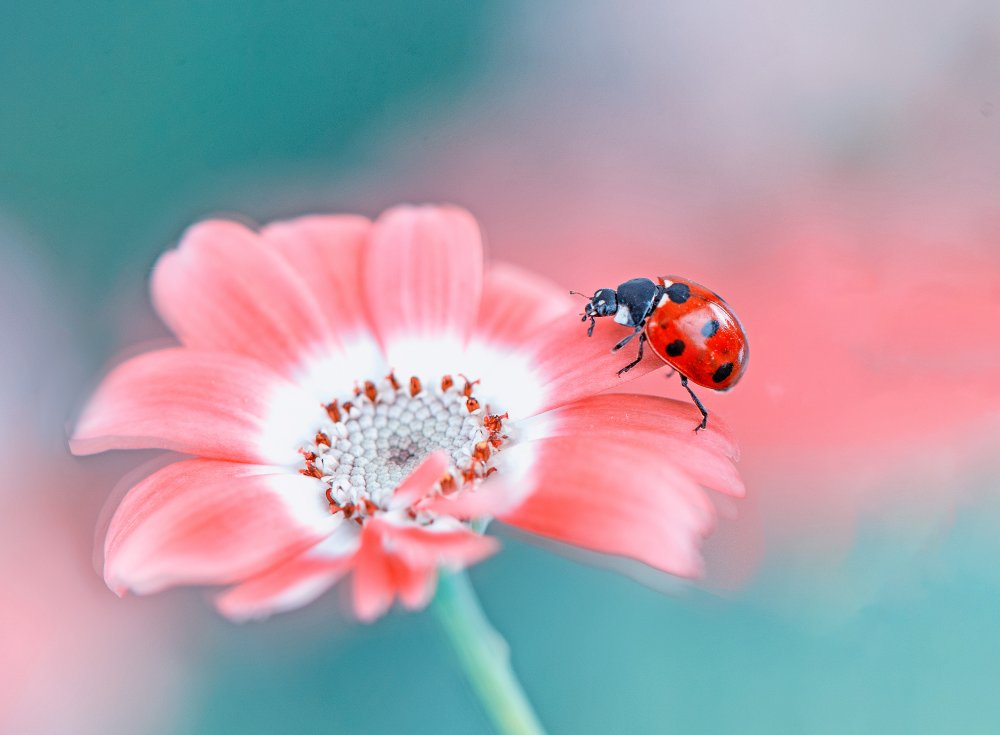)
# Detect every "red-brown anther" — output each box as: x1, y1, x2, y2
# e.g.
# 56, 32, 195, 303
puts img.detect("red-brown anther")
461, 466, 478, 484
483, 412, 508, 434
387, 372, 400, 390
300, 449, 317, 462
409, 376, 422, 397
352, 383, 361, 397
362, 498, 379, 515
439, 474, 456, 494
342, 401, 354, 414
441, 375, 454, 392
314, 431, 331, 447
466, 397, 481, 413
324, 400, 341, 422
472, 441, 491, 463
459, 374, 481, 397
489, 434, 505, 449
363, 380, 378, 402
484, 466, 498, 478
300, 463, 323, 479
